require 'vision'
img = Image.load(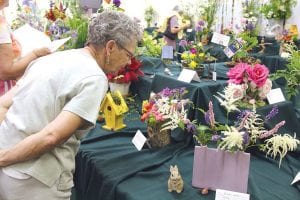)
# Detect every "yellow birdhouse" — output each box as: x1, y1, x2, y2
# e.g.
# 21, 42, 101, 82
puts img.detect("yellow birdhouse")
100, 91, 128, 131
